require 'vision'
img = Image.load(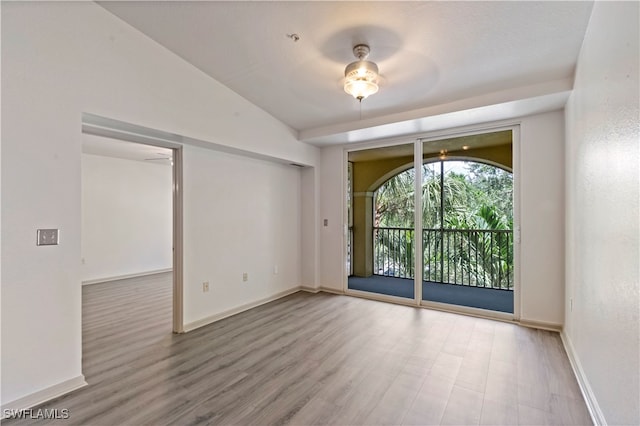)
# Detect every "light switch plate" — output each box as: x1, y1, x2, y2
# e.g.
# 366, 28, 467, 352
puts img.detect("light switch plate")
37, 229, 59, 246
